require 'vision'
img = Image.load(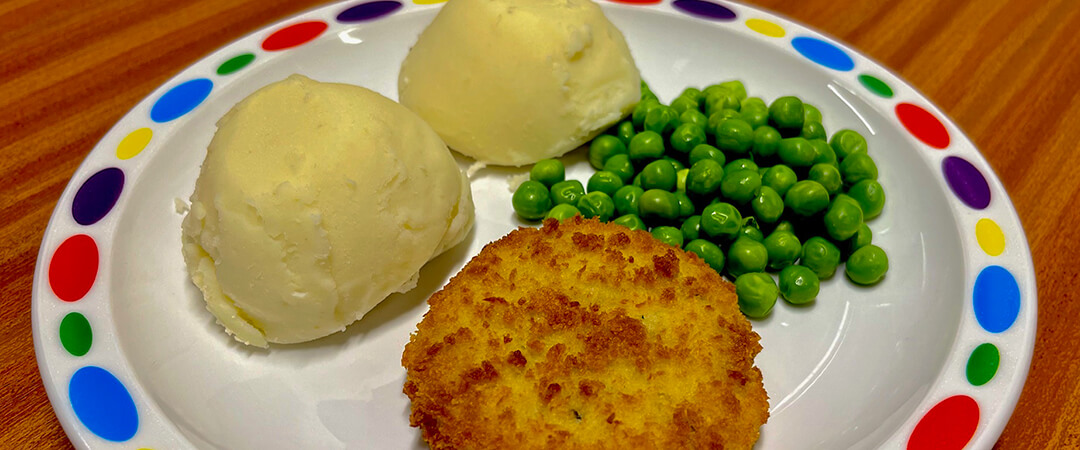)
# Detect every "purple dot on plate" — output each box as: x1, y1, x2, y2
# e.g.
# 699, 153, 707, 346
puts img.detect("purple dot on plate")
672, 0, 737, 21
337, 1, 402, 22
942, 156, 991, 210
72, 168, 124, 226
